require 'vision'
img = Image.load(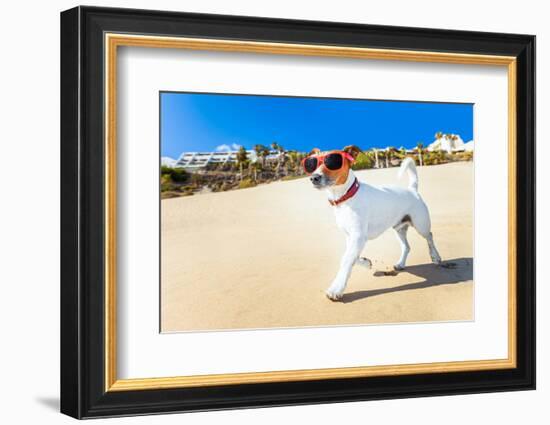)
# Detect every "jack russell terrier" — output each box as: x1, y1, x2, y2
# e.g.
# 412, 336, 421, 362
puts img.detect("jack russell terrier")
302, 146, 442, 301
